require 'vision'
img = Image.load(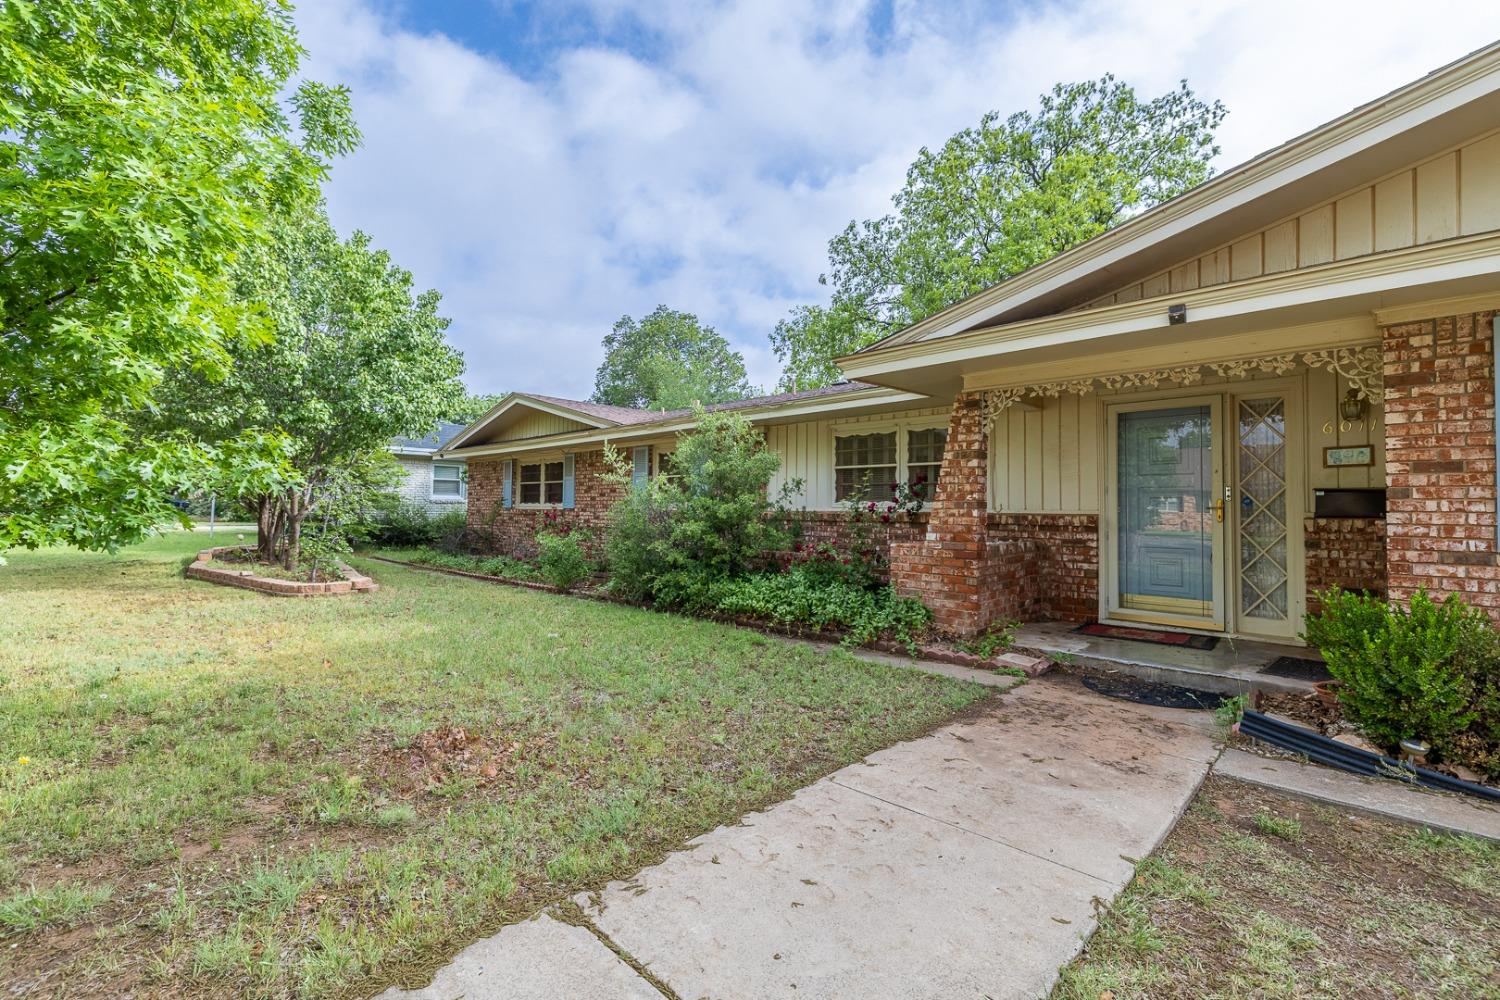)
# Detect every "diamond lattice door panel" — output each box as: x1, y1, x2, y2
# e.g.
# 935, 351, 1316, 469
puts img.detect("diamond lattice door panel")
1236, 397, 1288, 623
